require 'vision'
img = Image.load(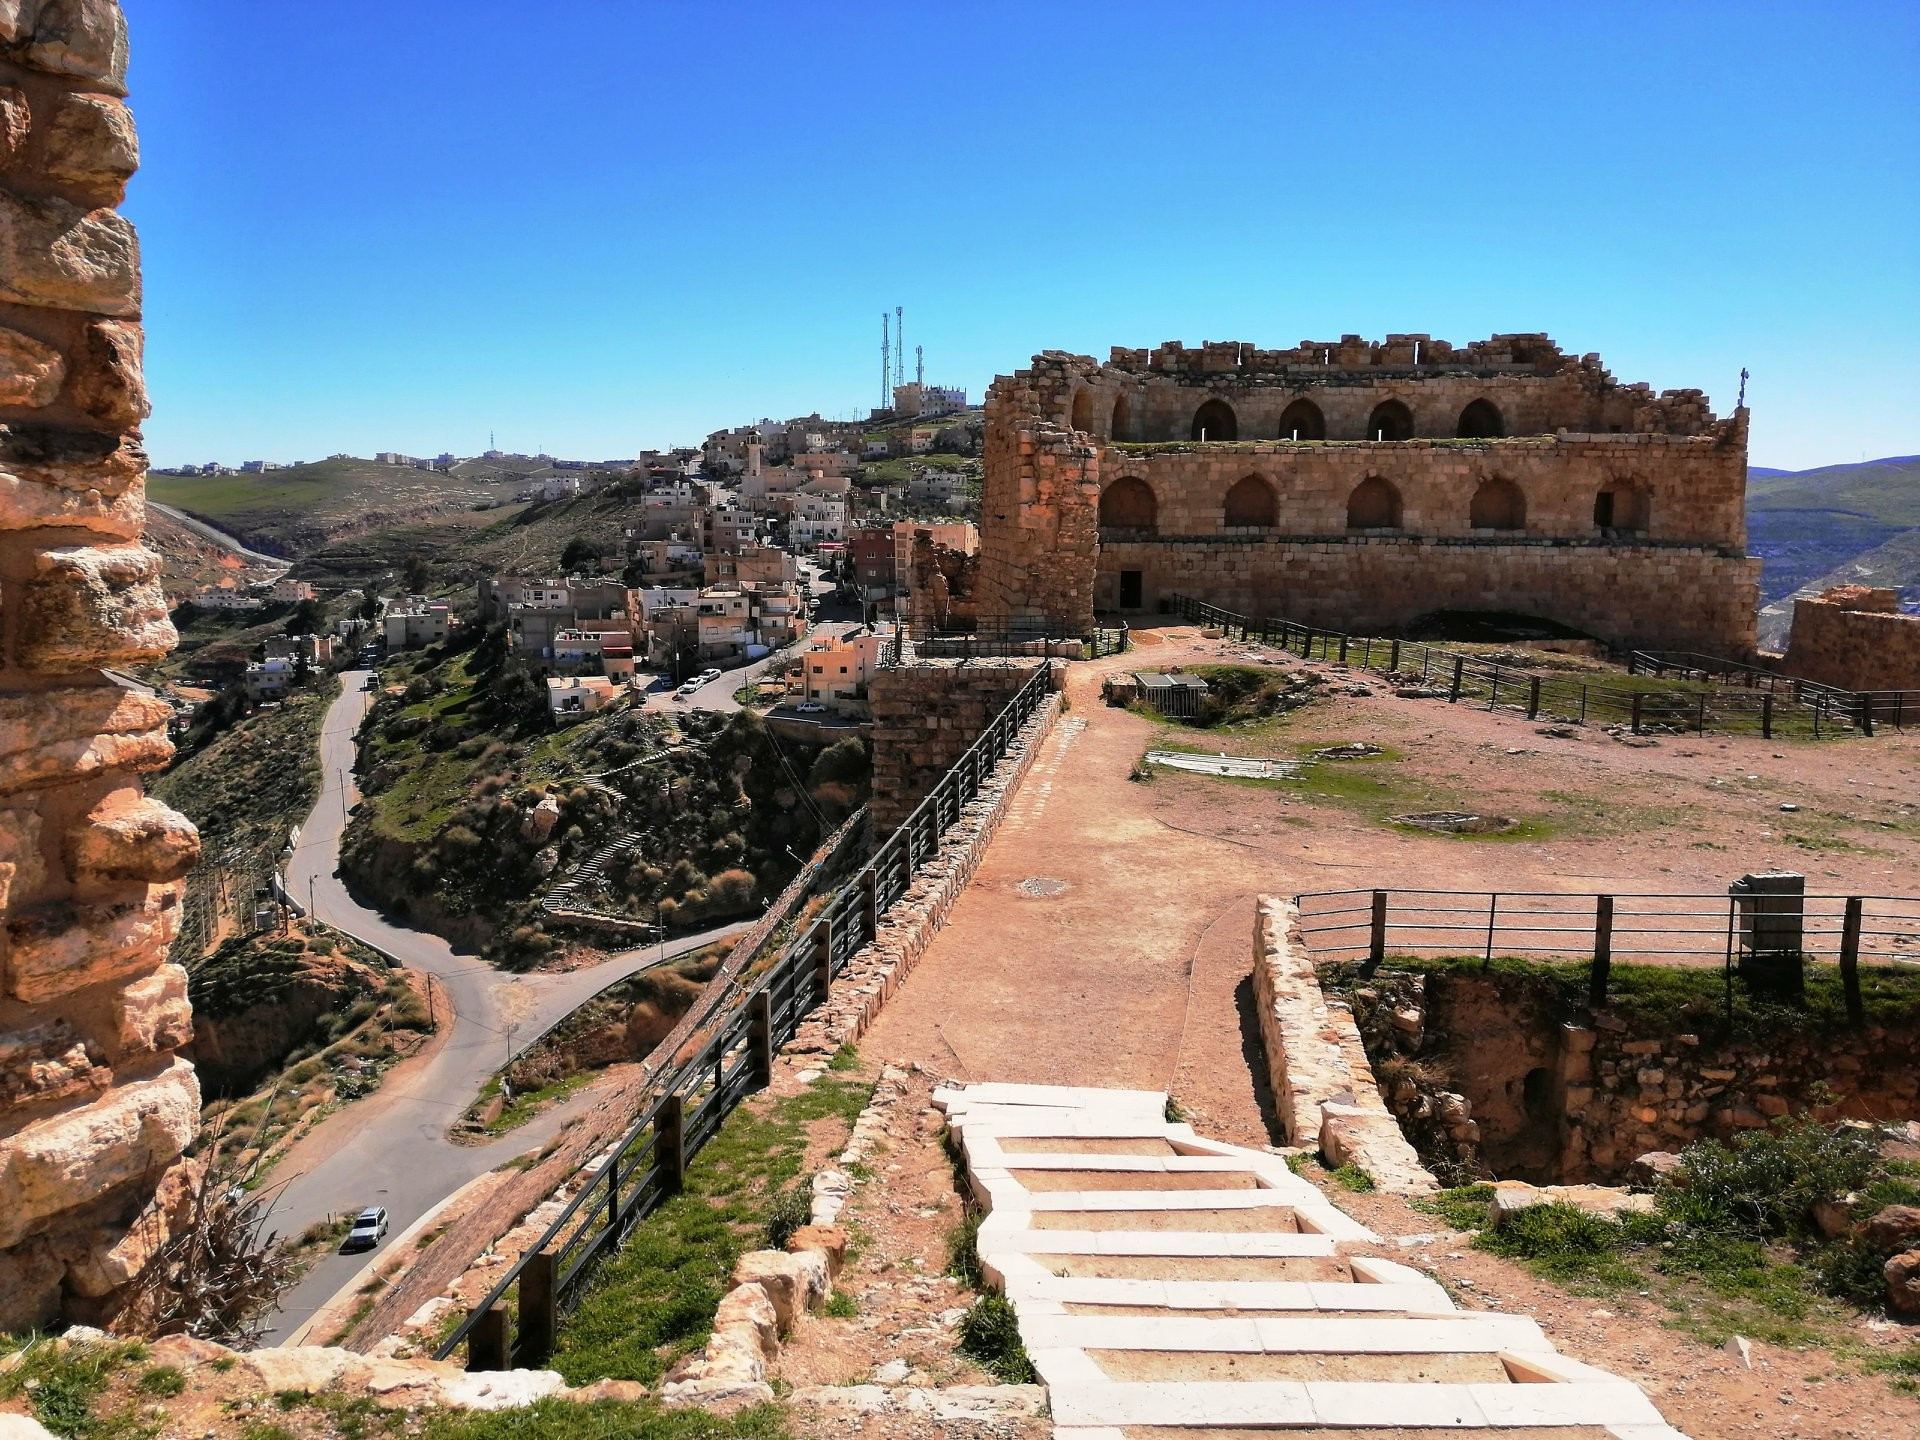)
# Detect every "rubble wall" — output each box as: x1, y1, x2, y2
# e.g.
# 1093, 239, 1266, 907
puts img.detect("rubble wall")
866, 660, 1047, 833
1781, 592, 1920, 693
978, 341, 1756, 656
0, 0, 203, 1330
